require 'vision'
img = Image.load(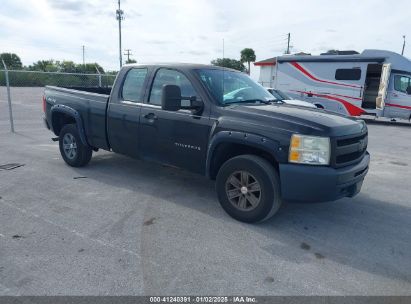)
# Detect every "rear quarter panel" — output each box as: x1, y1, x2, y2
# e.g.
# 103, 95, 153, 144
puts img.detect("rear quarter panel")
45, 86, 109, 149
